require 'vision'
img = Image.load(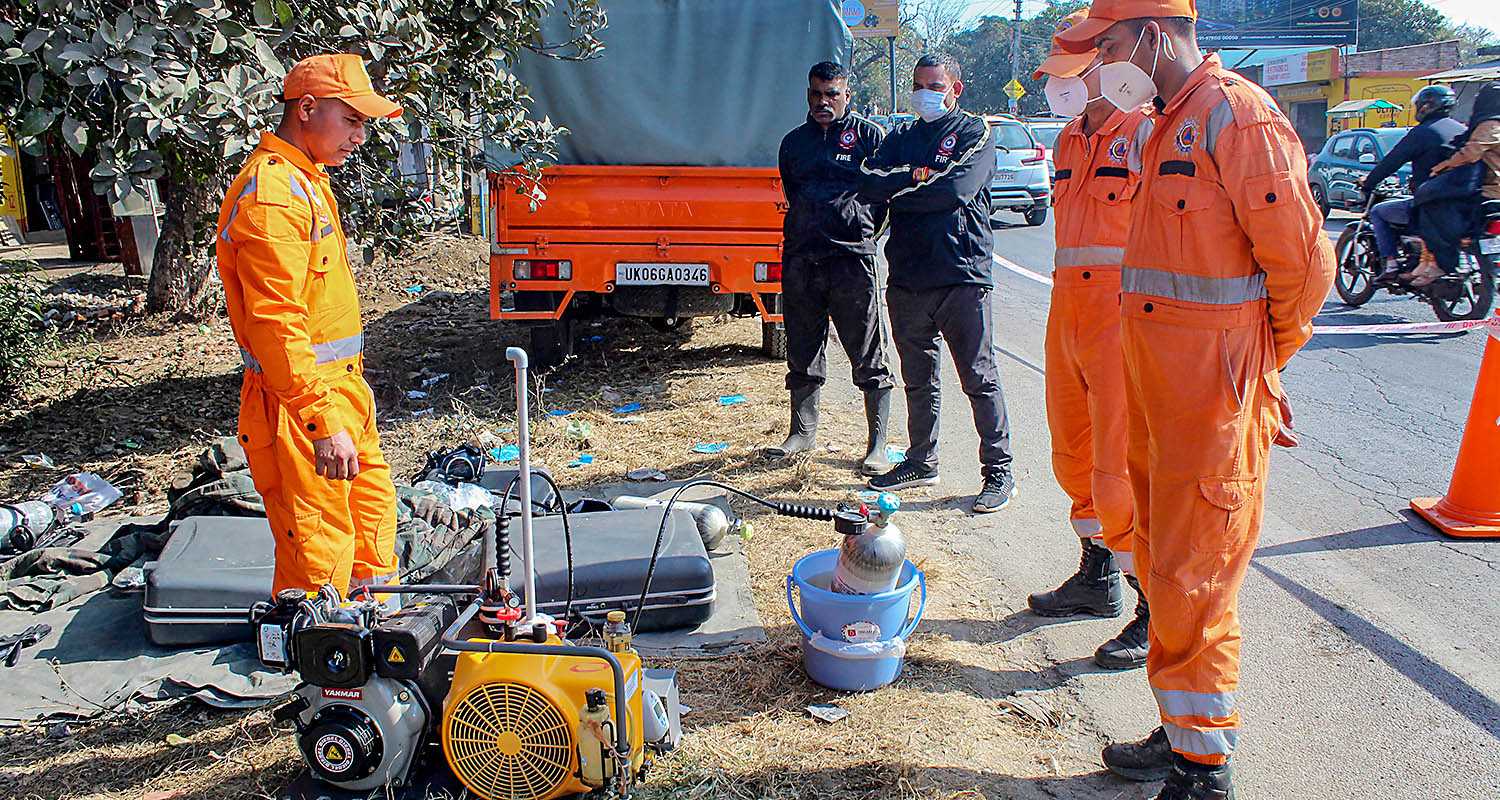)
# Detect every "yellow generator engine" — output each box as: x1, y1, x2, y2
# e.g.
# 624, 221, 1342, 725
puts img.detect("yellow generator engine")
441, 636, 650, 800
